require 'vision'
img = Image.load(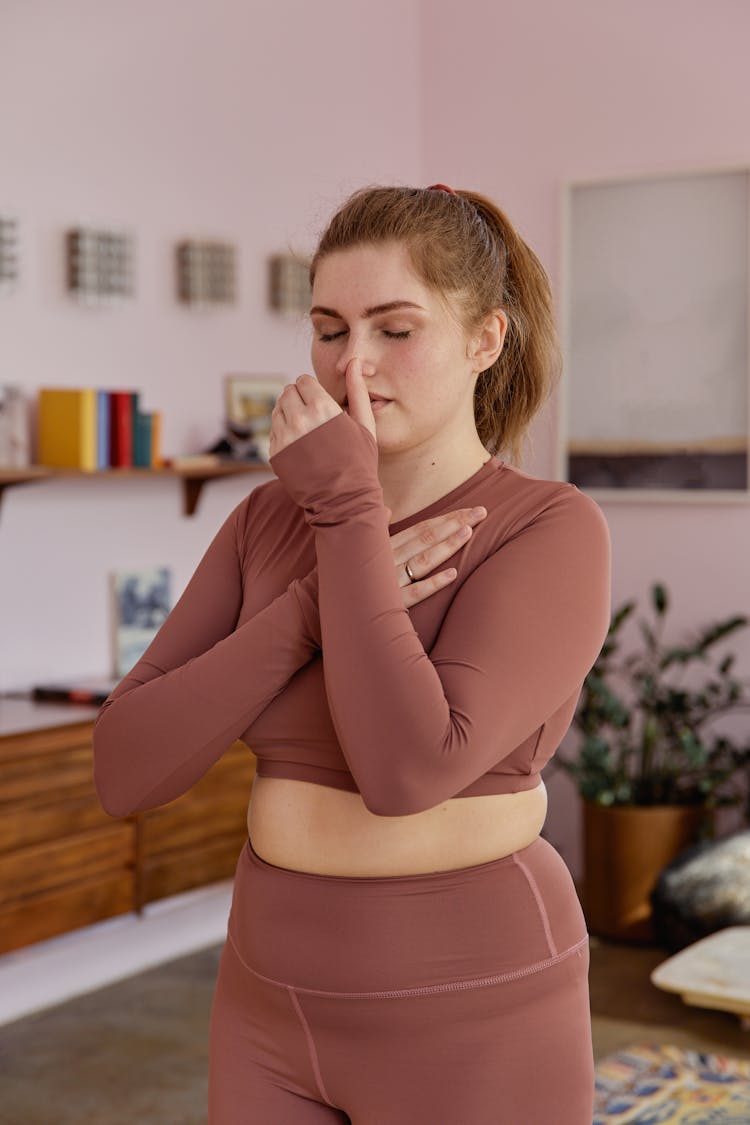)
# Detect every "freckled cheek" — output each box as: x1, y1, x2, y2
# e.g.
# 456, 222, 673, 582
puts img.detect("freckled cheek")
398, 341, 448, 390
386, 339, 430, 382
310, 343, 337, 380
